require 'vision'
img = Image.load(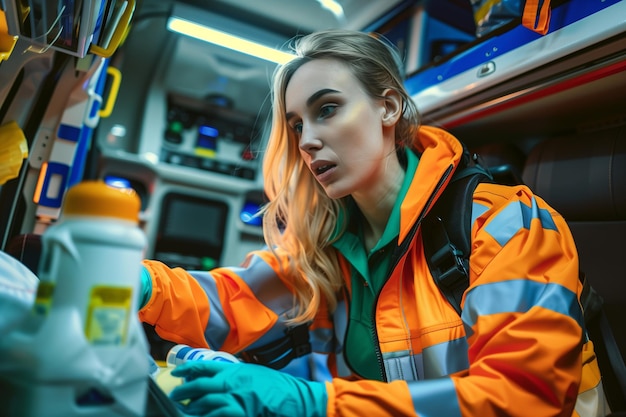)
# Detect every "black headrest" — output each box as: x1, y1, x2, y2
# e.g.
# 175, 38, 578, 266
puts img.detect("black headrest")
522, 126, 626, 221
